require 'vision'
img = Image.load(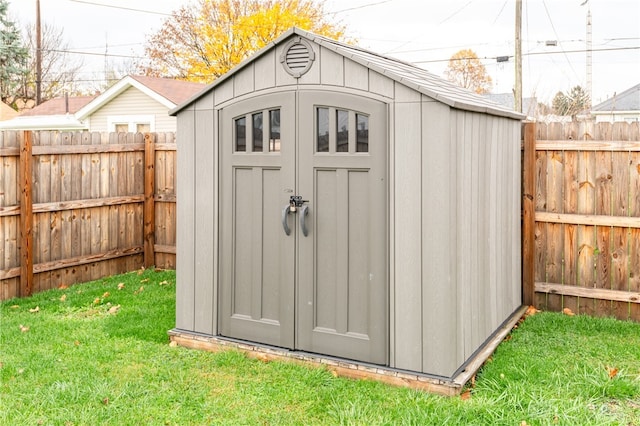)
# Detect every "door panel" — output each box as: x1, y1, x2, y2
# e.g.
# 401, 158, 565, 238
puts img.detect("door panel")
219, 92, 296, 348
297, 91, 388, 365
